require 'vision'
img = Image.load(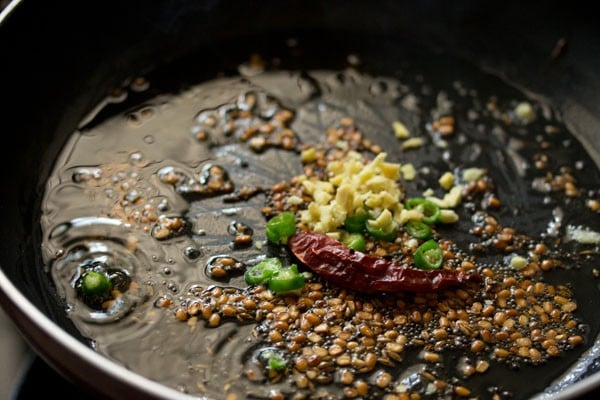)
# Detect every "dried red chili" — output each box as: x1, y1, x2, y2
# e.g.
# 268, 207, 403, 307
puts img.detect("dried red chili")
287, 231, 481, 293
